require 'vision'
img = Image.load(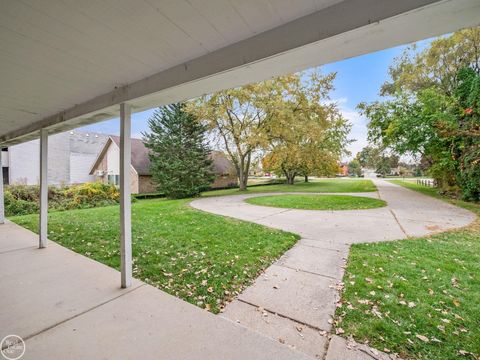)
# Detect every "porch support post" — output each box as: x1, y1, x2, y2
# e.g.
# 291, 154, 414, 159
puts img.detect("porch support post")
120, 103, 132, 288
0, 150, 4, 224
39, 128, 48, 248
